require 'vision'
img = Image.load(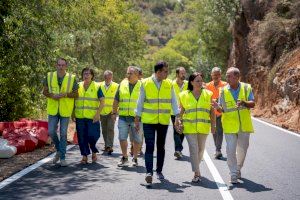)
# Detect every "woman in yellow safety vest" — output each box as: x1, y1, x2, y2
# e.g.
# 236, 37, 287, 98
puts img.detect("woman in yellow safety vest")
176, 72, 216, 182
74, 67, 105, 164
